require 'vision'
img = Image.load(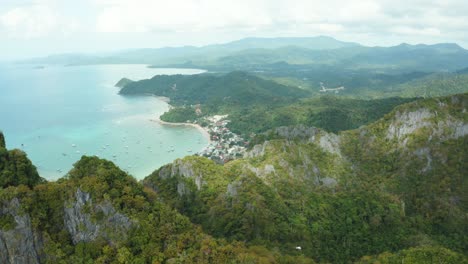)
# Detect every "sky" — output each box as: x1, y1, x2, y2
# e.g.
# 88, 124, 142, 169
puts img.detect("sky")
1, 0, 468, 60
